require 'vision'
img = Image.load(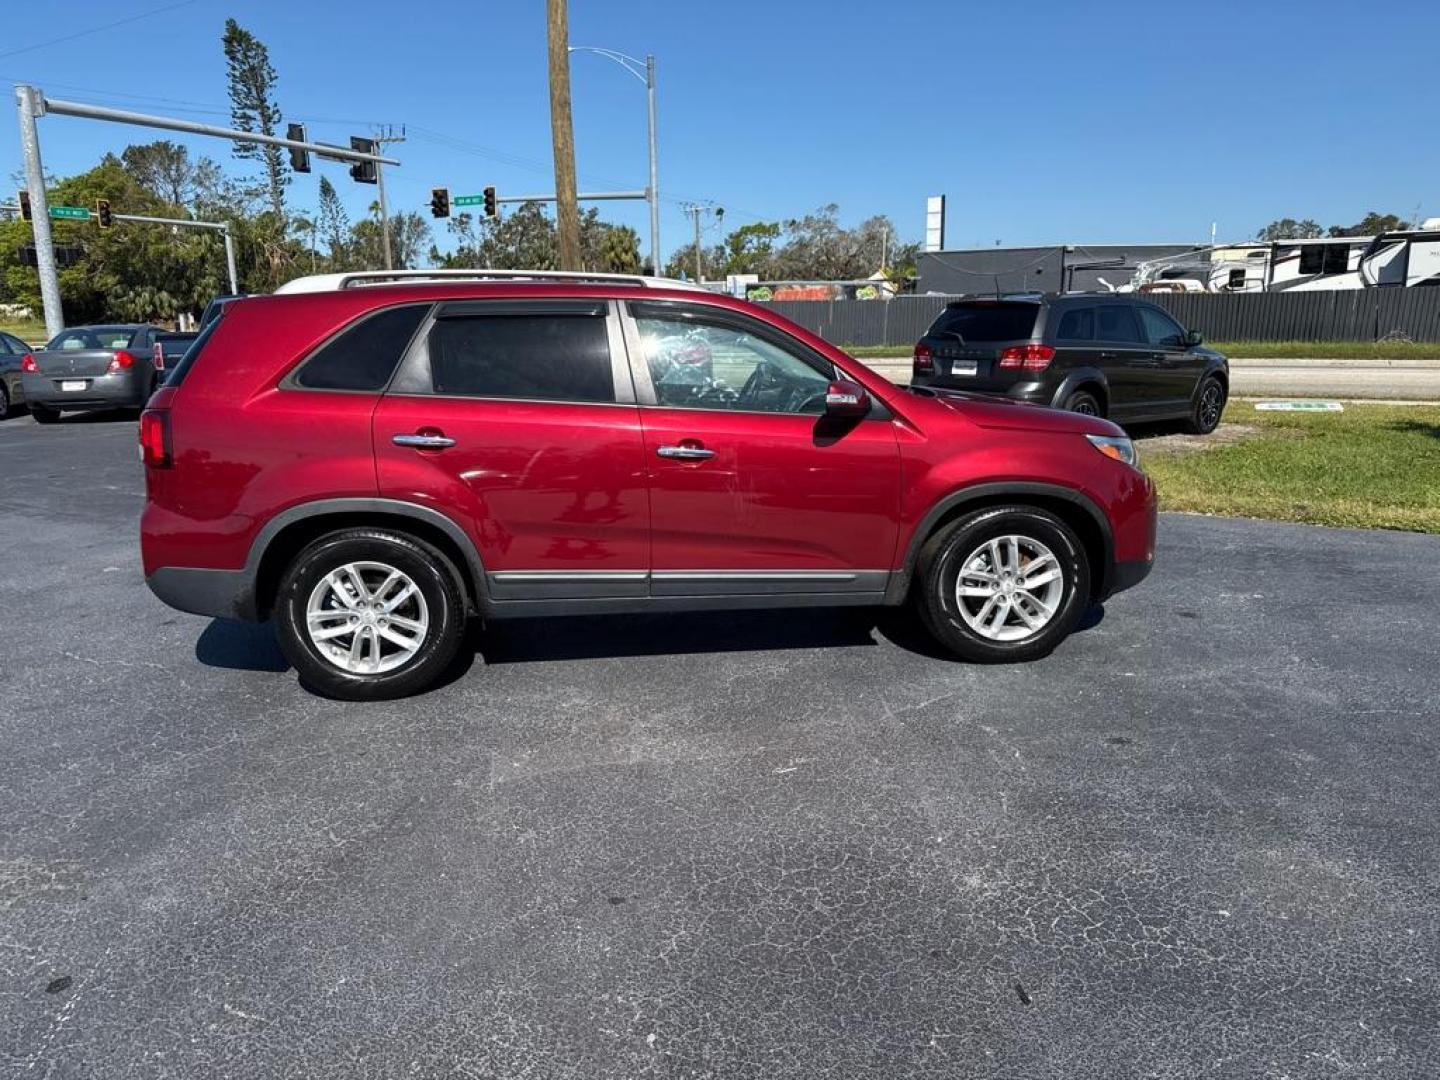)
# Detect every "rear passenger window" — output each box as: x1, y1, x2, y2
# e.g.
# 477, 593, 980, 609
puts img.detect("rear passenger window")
296, 304, 428, 391
1054, 308, 1094, 340
1095, 306, 1143, 344
428, 315, 613, 403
